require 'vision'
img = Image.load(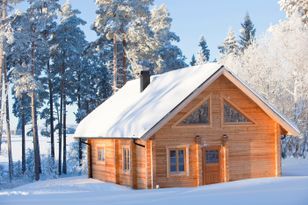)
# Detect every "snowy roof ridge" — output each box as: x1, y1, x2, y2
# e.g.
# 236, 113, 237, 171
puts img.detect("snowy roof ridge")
74, 63, 300, 139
